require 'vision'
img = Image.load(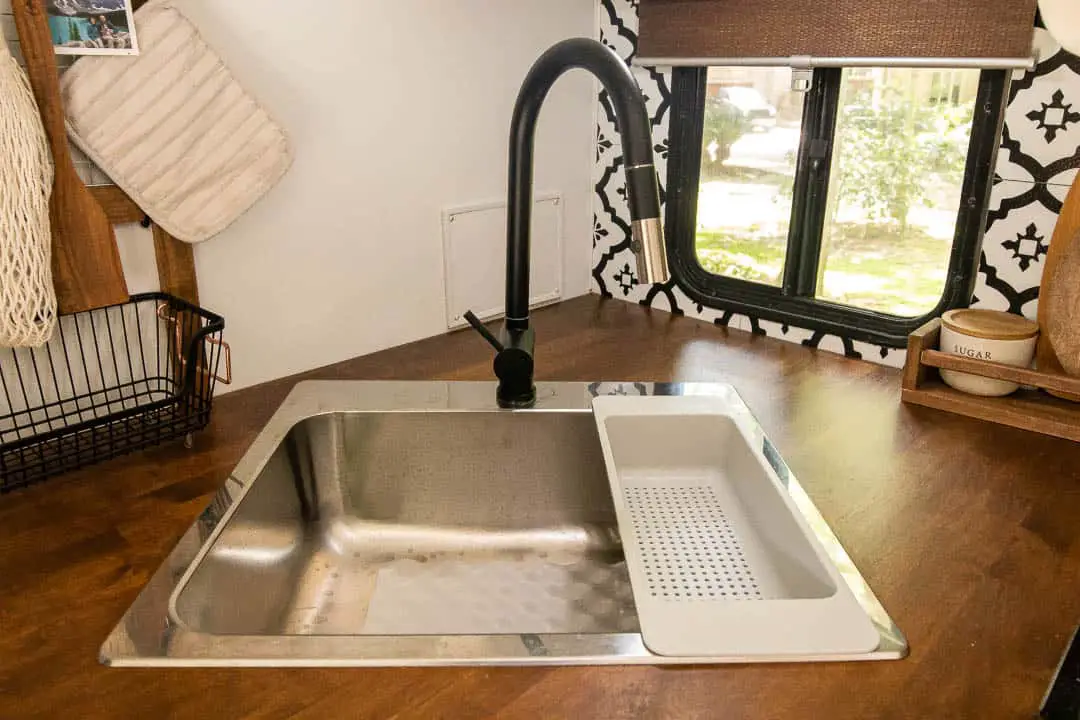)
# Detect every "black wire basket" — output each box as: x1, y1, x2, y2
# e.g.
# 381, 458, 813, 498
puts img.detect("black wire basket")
0, 293, 228, 493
